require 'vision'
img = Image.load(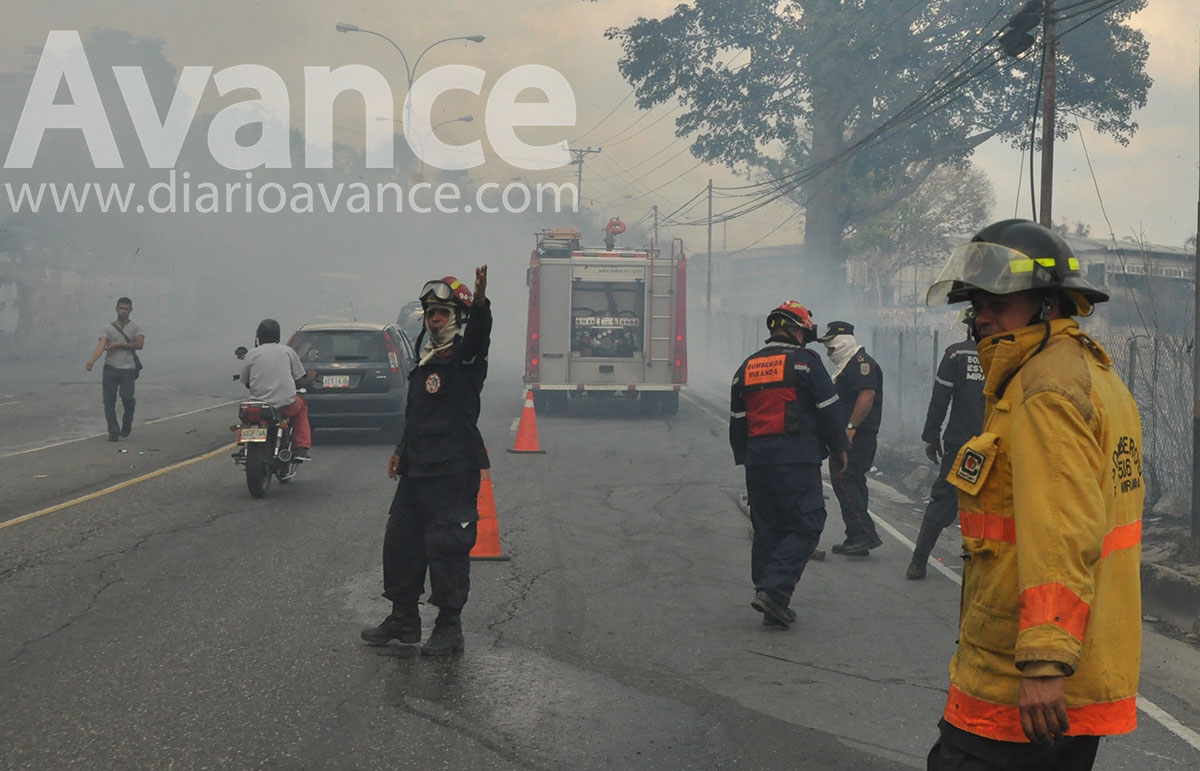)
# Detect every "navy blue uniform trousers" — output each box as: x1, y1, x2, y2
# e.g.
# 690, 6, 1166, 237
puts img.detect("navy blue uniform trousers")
746, 462, 826, 603
382, 469, 480, 612
832, 430, 879, 542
